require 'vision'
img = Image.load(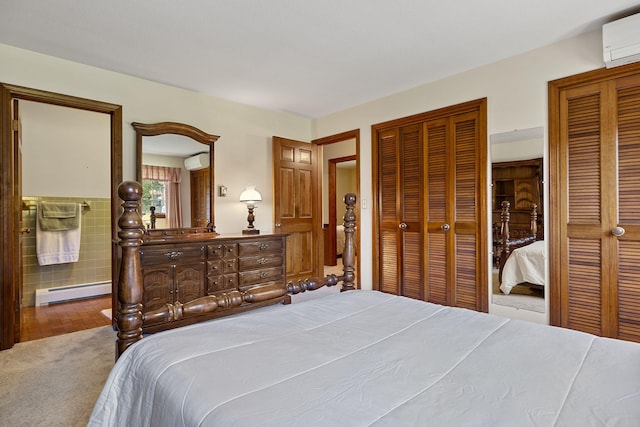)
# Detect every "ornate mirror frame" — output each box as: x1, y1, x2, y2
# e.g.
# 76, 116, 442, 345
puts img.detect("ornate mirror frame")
133, 122, 219, 231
